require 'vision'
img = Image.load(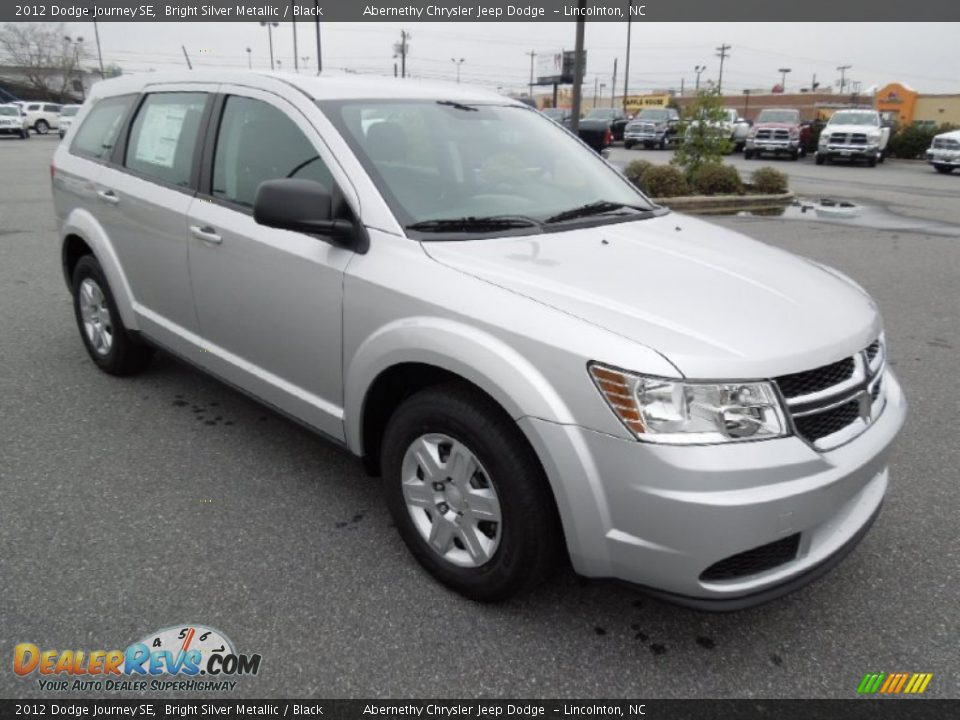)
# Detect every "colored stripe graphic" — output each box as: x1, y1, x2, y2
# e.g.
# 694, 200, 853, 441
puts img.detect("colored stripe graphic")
858, 672, 933, 694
